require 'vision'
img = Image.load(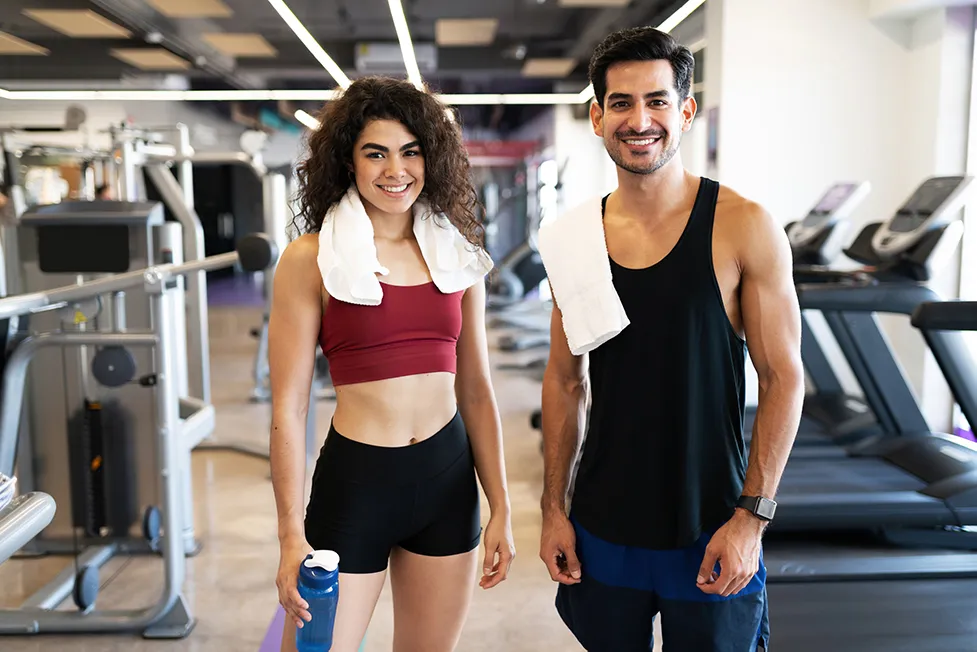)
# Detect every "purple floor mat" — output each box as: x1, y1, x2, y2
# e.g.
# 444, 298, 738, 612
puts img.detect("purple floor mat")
260, 606, 286, 651
260, 605, 366, 651
208, 274, 266, 308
